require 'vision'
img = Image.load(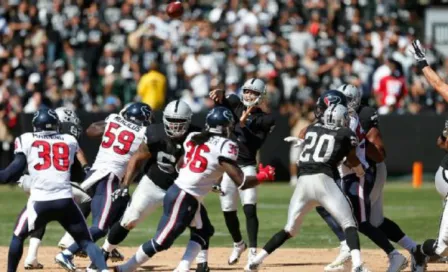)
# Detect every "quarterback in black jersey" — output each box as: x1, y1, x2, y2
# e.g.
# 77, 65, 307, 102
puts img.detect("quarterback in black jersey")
99, 100, 212, 272
246, 104, 370, 272
210, 78, 275, 265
